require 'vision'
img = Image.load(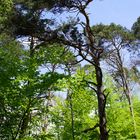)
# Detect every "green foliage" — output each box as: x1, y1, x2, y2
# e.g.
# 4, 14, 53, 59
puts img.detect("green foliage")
48, 71, 140, 140
0, 1, 140, 139
132, 16, 140, 39
0, 32, 140, 139
13, 0, 57, 10
49, 68, 98, 140
92, 23, 134, 40
0, 34, 25, 139
0, 34, 68, 139
133, 97, 140, 139
36, 44, 76, 66
92, 23, 135, 57
104, 76, 139, 139
0, 0, 12, 22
